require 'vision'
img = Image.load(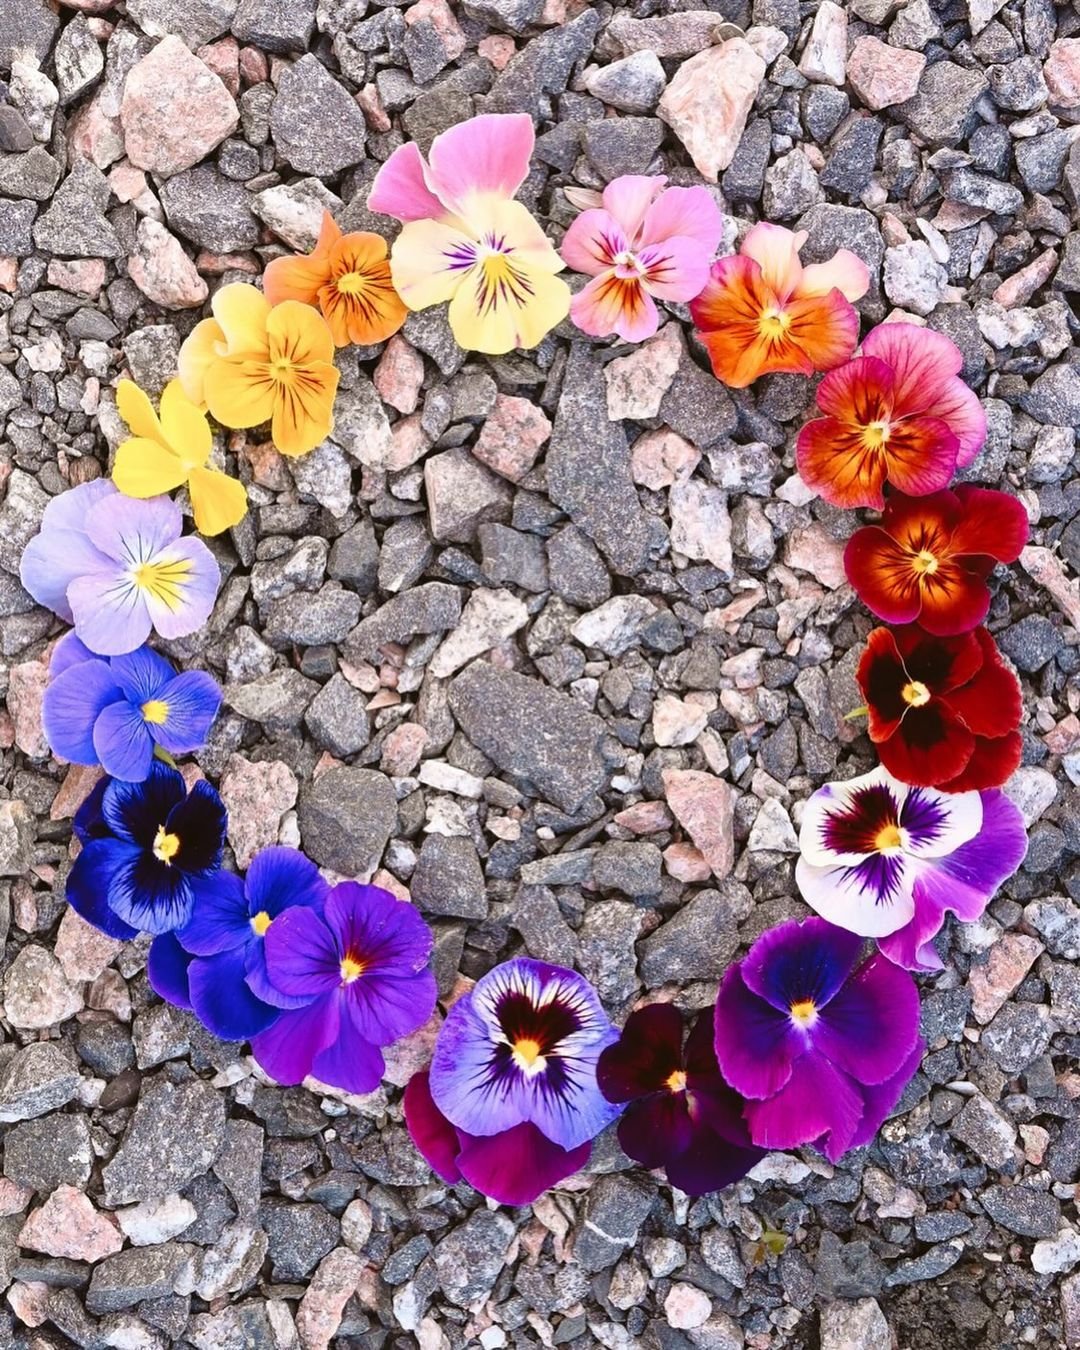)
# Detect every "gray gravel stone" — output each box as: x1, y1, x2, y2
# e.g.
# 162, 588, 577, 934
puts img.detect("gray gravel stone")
345, 582, 462, 662
270, 55, 368, 175
0, 1043, 81, 1123
573, 1175, 657, 1272
411, 834, 488, 919
260, 1199, 339, 1279
86, 1243, 198, 1314
231, 0, 316, 52
298, 766, 397, 874
638, 883, 747, 987
159, 165, 261, 252
3, 1113, 94, 1191
980, 1185, 1060, 1239
303, 673, 370, 757
433, 1209, 514, 1305
103, 1078, 227, 1205
0, 0, 58, 69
